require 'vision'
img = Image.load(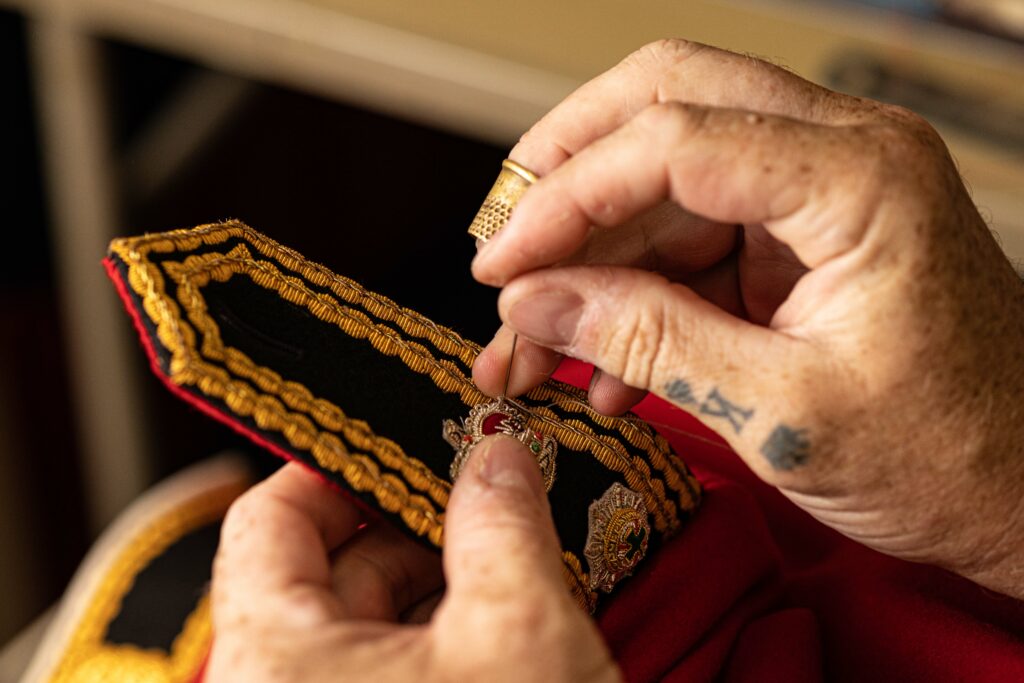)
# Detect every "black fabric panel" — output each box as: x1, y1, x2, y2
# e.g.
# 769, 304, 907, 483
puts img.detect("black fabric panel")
200, 276, 614, 561
206, 276, 464, 479
105, 522, 220, 651
107, 226, 702, 612
146, 237, 475, 375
